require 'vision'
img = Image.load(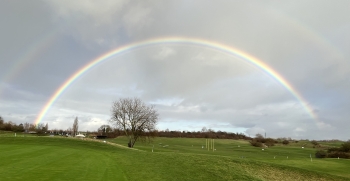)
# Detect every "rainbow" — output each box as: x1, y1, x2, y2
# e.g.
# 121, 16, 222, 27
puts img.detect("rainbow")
0, 30, 58, 98
34, 37, 317, 125
268, 8, 344, 62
